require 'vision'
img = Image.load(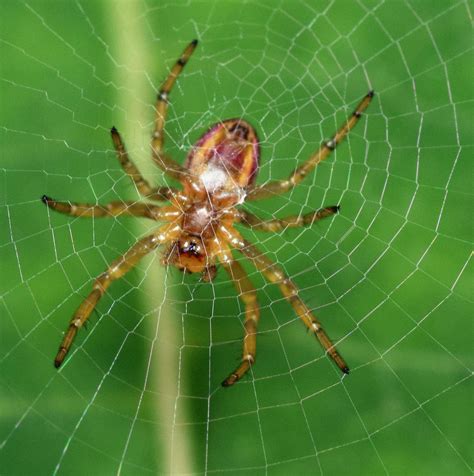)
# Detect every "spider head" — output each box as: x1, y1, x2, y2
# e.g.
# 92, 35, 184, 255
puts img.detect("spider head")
169, 235, 207, 274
